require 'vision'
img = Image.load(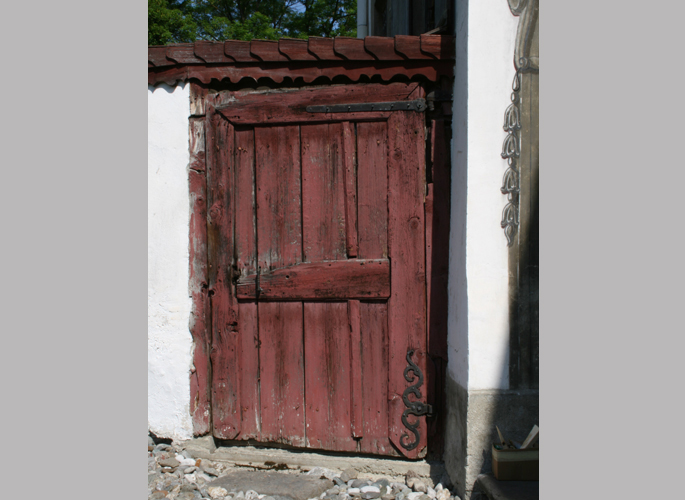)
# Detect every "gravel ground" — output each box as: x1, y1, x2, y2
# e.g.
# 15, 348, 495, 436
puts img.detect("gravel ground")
148, 436, 461, 500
